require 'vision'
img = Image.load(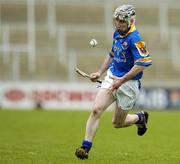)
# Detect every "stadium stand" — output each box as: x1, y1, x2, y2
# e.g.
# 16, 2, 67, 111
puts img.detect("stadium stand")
168, 8, 180, 27
0, 0, 180, 86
